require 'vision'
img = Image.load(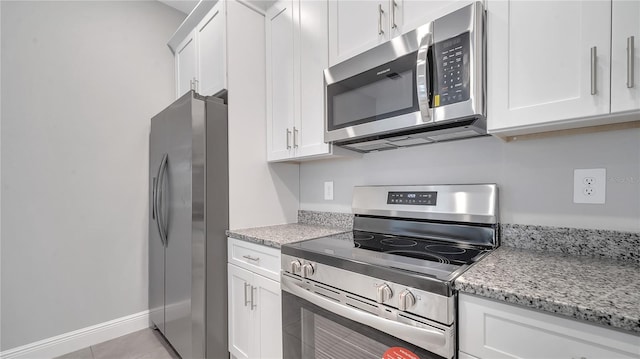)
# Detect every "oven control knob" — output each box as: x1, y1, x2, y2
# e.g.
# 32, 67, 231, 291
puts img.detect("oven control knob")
289, 259, 302, 275
376, 284, 393, 303
301, 263, 315, 278
398, 290, 416, 311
